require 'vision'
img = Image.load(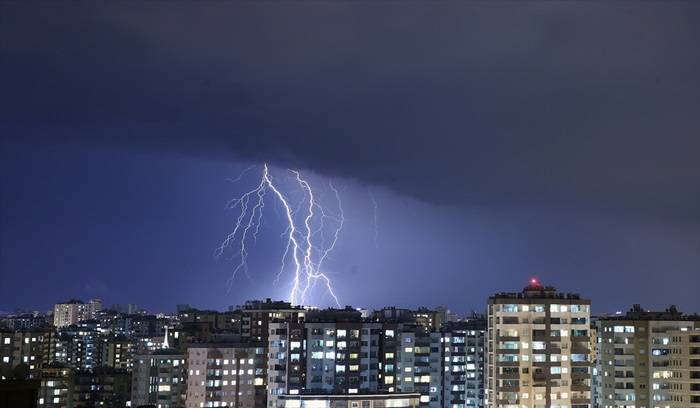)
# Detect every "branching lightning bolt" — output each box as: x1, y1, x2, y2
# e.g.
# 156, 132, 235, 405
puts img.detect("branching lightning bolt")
216, 164, 343, 307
